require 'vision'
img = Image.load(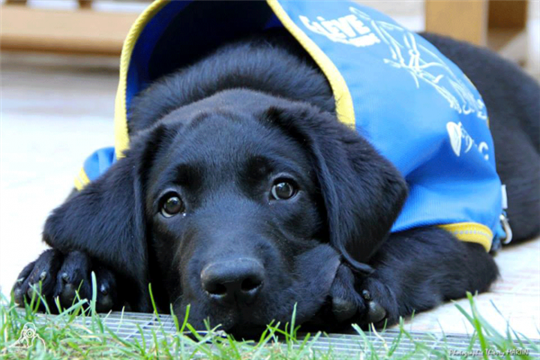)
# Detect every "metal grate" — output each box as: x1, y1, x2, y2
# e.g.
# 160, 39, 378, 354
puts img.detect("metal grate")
24, 310, 540, 357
